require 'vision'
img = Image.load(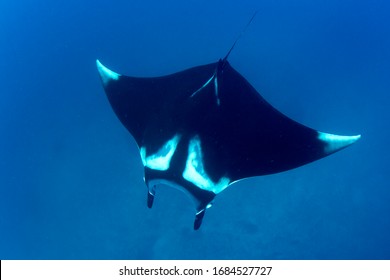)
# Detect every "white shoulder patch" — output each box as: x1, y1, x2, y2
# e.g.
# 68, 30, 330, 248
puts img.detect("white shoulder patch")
183, 136, 230, 194
140, 134, 182, 171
